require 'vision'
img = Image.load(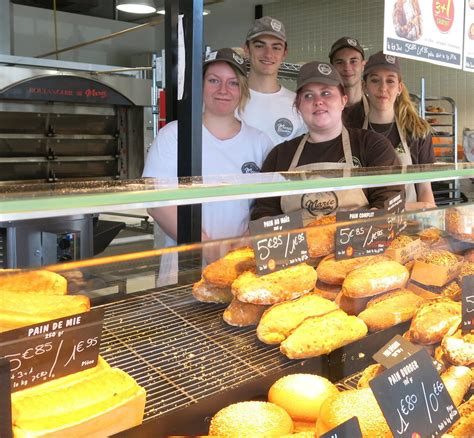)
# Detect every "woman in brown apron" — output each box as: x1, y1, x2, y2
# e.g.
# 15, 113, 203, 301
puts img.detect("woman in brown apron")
362, 51, 435, 210
251, 61, 402, 223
